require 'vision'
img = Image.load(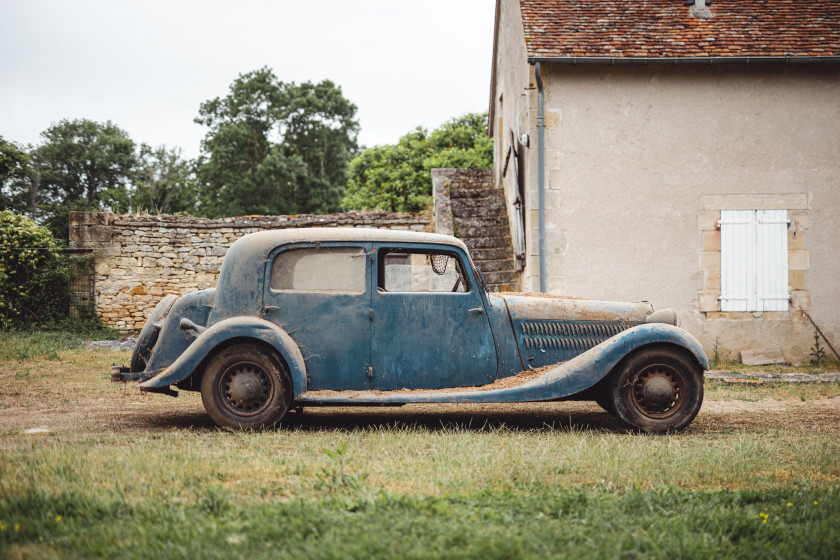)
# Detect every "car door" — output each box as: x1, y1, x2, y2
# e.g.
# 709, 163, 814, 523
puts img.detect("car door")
263, 242, 372, 391
370, 245, 497, 390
